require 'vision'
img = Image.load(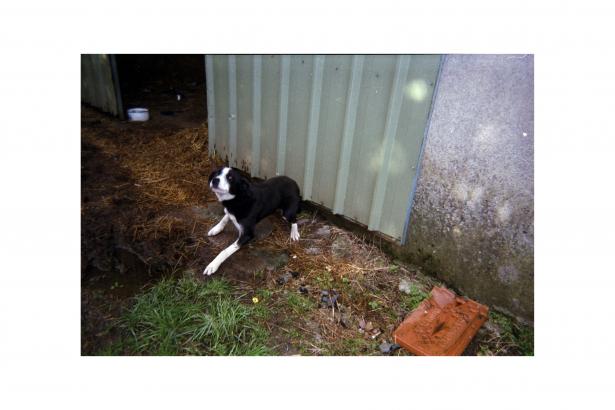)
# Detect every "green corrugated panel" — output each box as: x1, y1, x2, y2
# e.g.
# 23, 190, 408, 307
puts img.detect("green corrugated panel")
235, 55, 254, 172
205, 55, 216, 156
344, 55, 397, 227
259, 55, 281, 180
312, 55, 353, 209
284, 55, 314, 188
211, 55, 229, 158
206, 54, 440, 242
